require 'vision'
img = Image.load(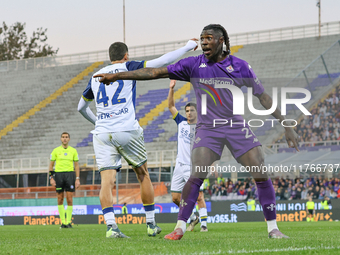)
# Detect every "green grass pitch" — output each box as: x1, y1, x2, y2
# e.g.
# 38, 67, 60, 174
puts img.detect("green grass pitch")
0, 221, 339, 254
